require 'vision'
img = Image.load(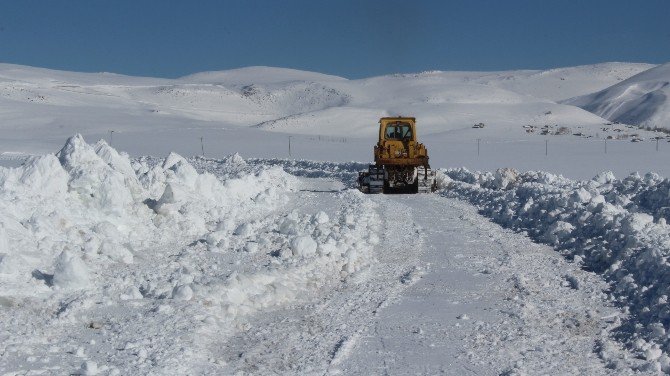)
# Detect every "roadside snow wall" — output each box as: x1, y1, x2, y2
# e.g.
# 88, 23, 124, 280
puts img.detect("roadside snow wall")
440, 167, 670, 368
0, 134, 297, 297
196, 157, 369, 188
